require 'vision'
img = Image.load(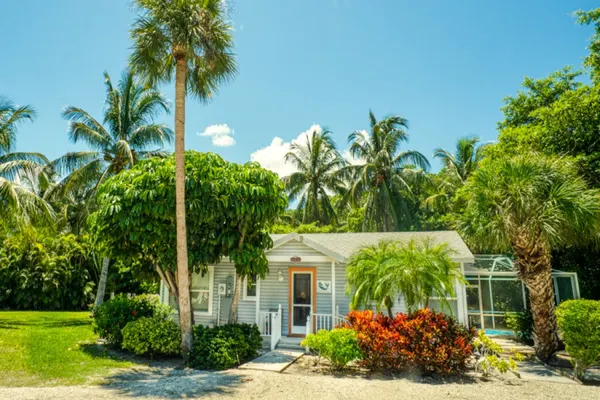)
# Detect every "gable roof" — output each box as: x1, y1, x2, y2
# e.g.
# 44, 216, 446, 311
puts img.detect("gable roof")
268, 231, 474, 263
